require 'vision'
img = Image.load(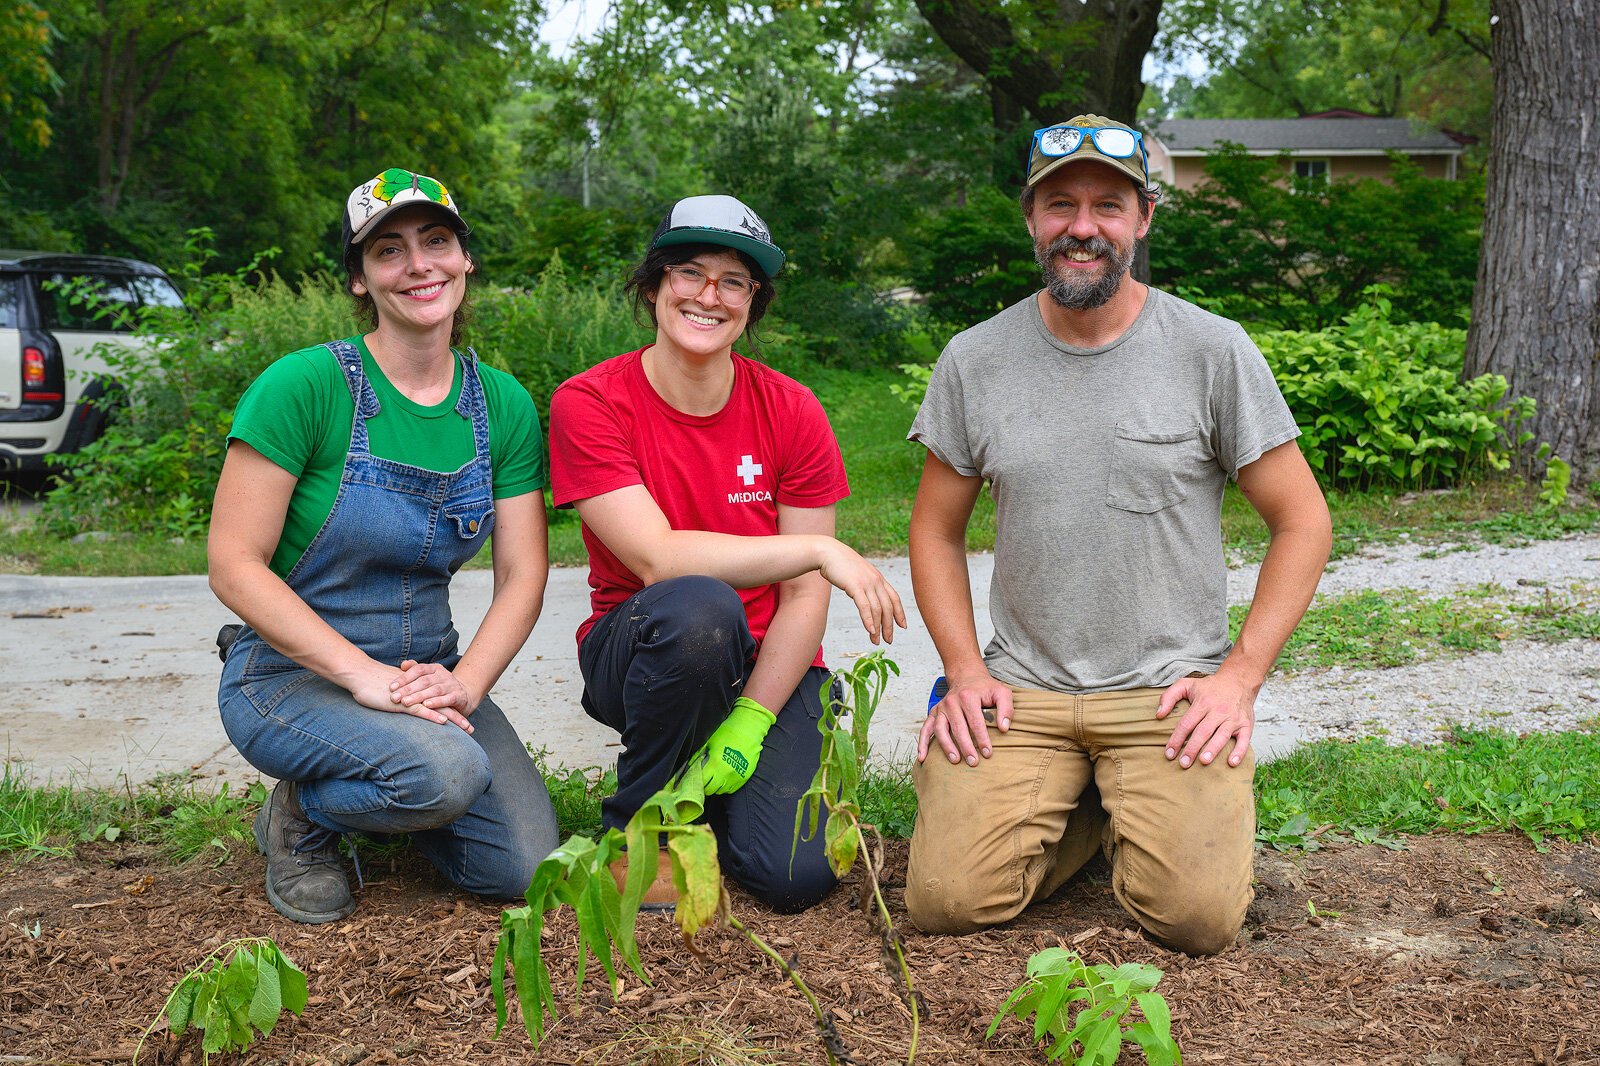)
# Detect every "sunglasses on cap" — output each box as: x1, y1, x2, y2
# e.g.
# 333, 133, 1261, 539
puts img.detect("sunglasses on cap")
1030, 125, 1149, 185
